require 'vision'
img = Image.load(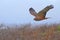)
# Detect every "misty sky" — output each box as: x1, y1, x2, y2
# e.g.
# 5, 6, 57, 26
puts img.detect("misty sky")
0, 0, 60, 25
